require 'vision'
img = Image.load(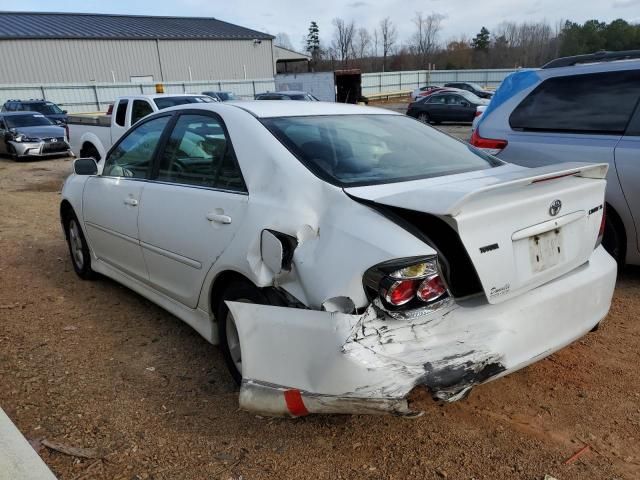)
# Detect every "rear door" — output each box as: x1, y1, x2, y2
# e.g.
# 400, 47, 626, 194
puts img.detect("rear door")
137, 111, 249, 308
424, 94, 447, 121
614, 107, 640, 249
83, 114, 172, 281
